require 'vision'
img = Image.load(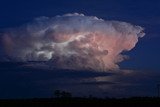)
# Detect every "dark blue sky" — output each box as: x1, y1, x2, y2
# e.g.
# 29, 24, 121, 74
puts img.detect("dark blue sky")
0, 0, 160, 98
